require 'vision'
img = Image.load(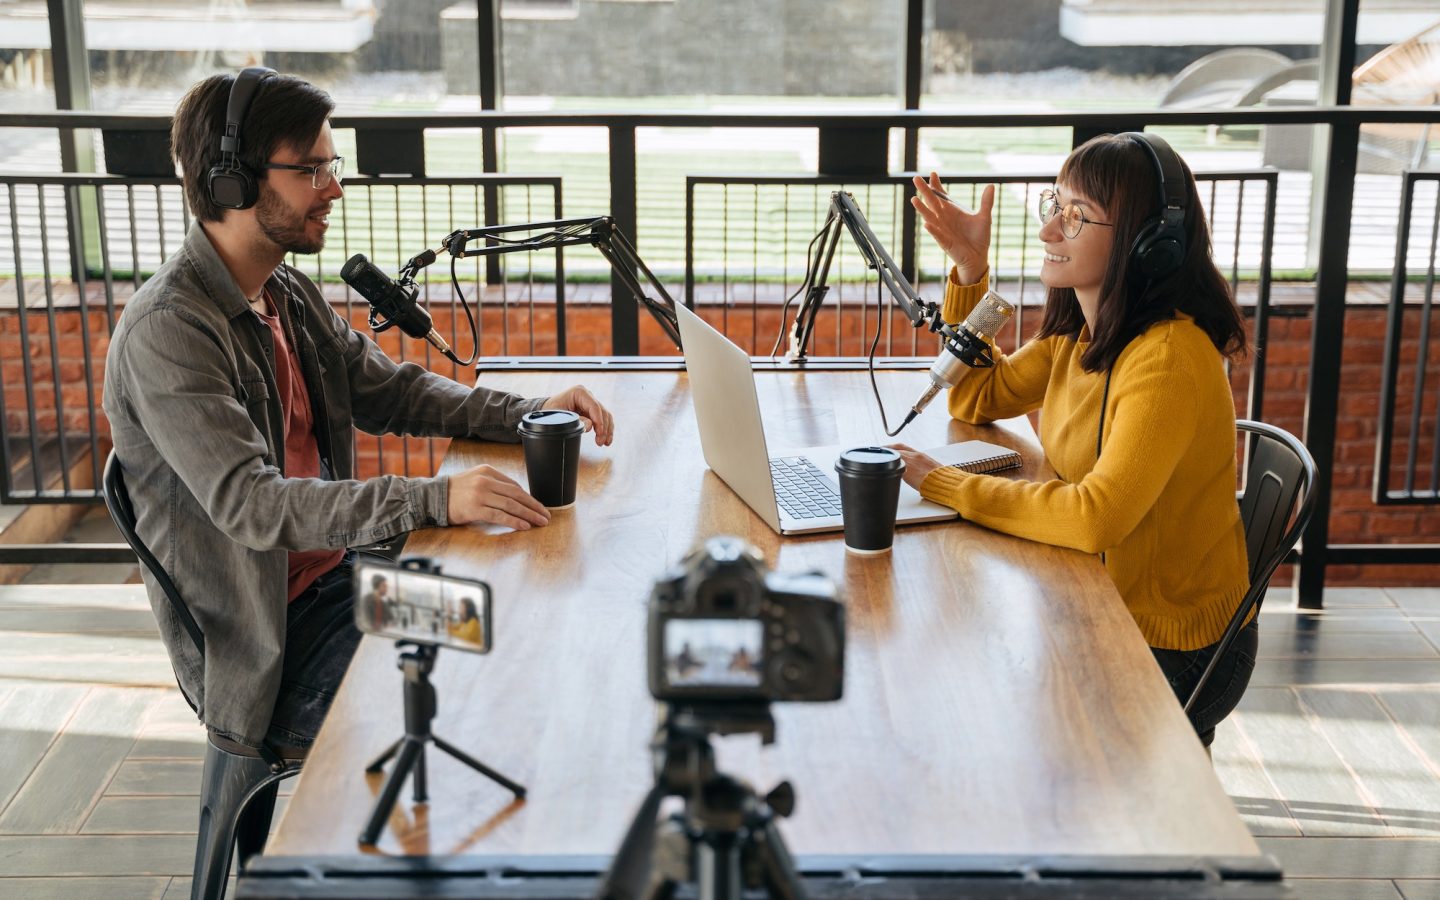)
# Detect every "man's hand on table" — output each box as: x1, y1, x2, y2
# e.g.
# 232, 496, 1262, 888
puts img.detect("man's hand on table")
542, 385, 614, 446
447, 464, 551, 530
